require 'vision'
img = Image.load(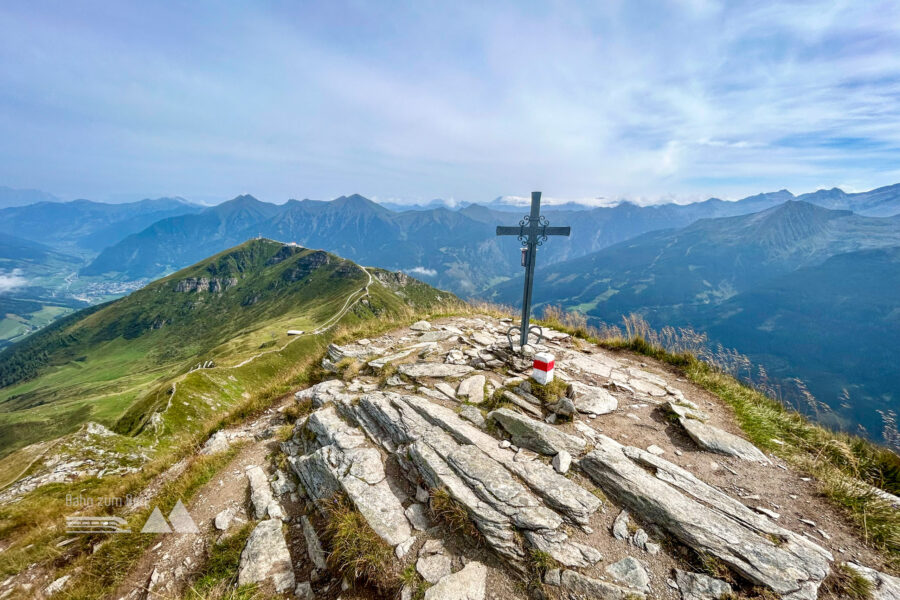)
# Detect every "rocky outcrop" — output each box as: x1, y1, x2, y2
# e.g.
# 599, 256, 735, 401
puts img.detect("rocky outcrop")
424, 561, 487, 600
238, 519, 295, 592
580, 434, 831, 599
289, 405, 412, 548
174, 277, 238, 293
678, 417, 771, 463
487, 408, 586, 455
246, 465, 285, 520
